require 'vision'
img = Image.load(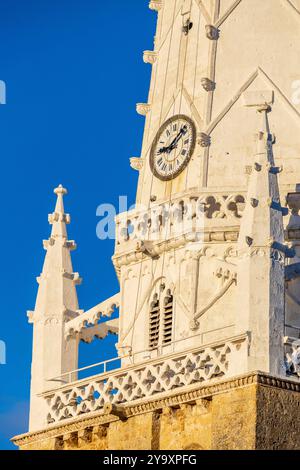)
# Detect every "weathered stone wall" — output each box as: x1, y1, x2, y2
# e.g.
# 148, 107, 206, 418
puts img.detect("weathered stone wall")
14, 375, 300, 451
256, 385, 300, 450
